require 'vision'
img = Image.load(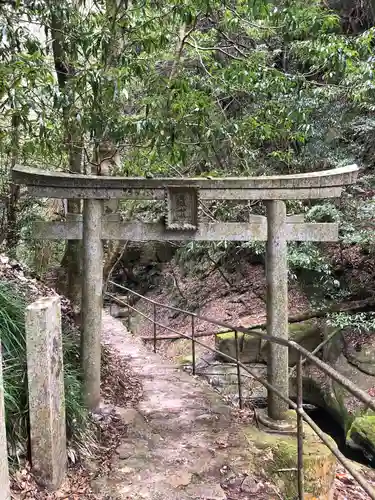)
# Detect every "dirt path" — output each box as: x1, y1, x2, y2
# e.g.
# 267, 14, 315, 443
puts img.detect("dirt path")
98, 312, 276, 500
